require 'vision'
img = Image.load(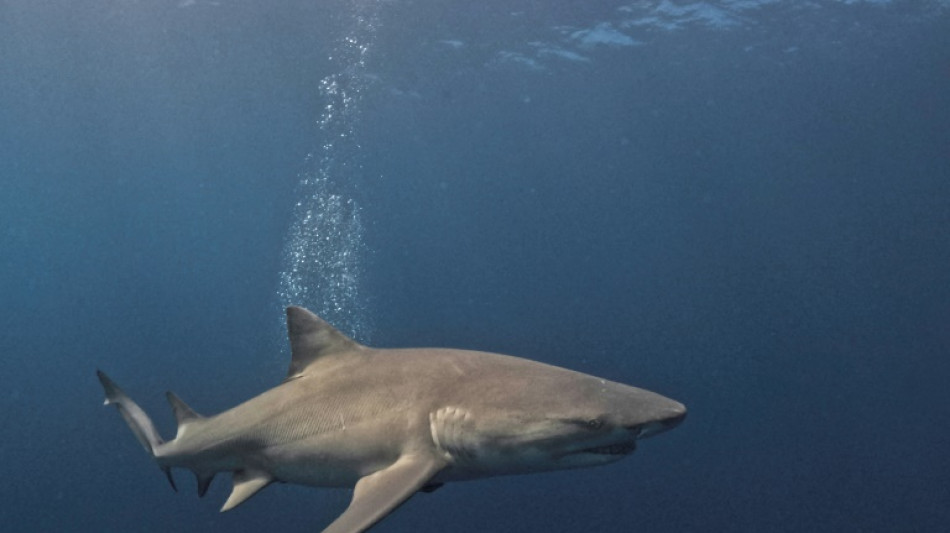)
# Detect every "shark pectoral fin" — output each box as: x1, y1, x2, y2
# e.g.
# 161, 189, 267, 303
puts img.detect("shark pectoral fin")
322, 454, 445, 533
220, 469, 273, 512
